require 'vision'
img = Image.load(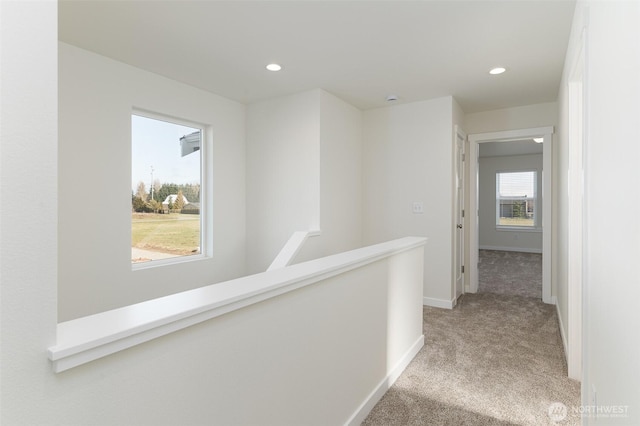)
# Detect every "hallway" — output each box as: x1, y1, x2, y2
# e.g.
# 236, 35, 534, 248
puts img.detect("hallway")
363, 293, 580, 425
478, 250, 542, 299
